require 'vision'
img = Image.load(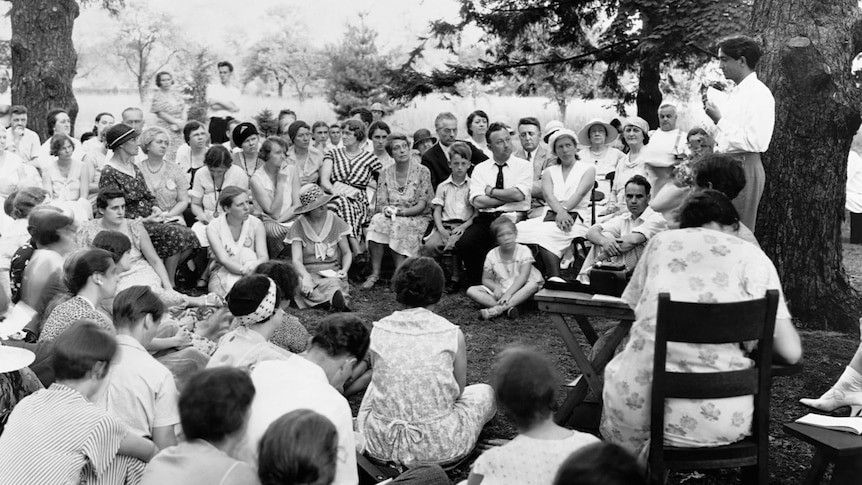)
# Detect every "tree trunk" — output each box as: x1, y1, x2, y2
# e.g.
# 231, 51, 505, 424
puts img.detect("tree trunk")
10, 0, 80, 137
277, 82, 284, 98
555, 94, 568, 121
752, 0, 862, 331
635, 15, 661, 130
